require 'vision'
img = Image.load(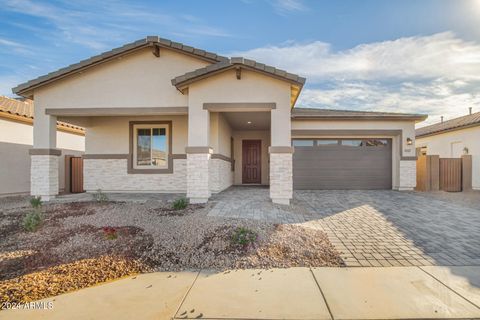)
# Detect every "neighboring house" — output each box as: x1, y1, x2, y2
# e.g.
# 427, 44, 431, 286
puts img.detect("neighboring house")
0, 96, 85, 196
416, 110, 480, 190
12, 36, 425, 204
